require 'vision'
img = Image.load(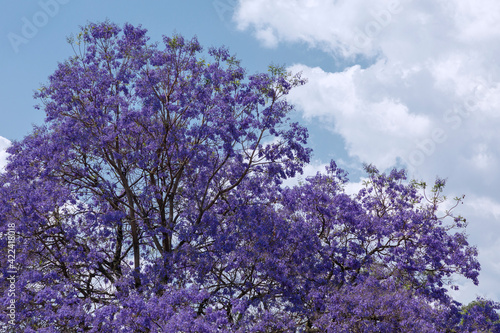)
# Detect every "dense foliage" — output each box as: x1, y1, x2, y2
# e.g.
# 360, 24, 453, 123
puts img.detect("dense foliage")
1, 22, 499, 332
